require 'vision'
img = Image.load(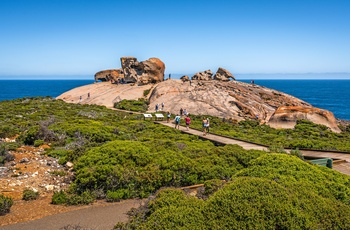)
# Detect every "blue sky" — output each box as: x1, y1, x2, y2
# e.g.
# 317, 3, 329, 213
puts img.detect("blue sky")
1, 0, 350, 78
